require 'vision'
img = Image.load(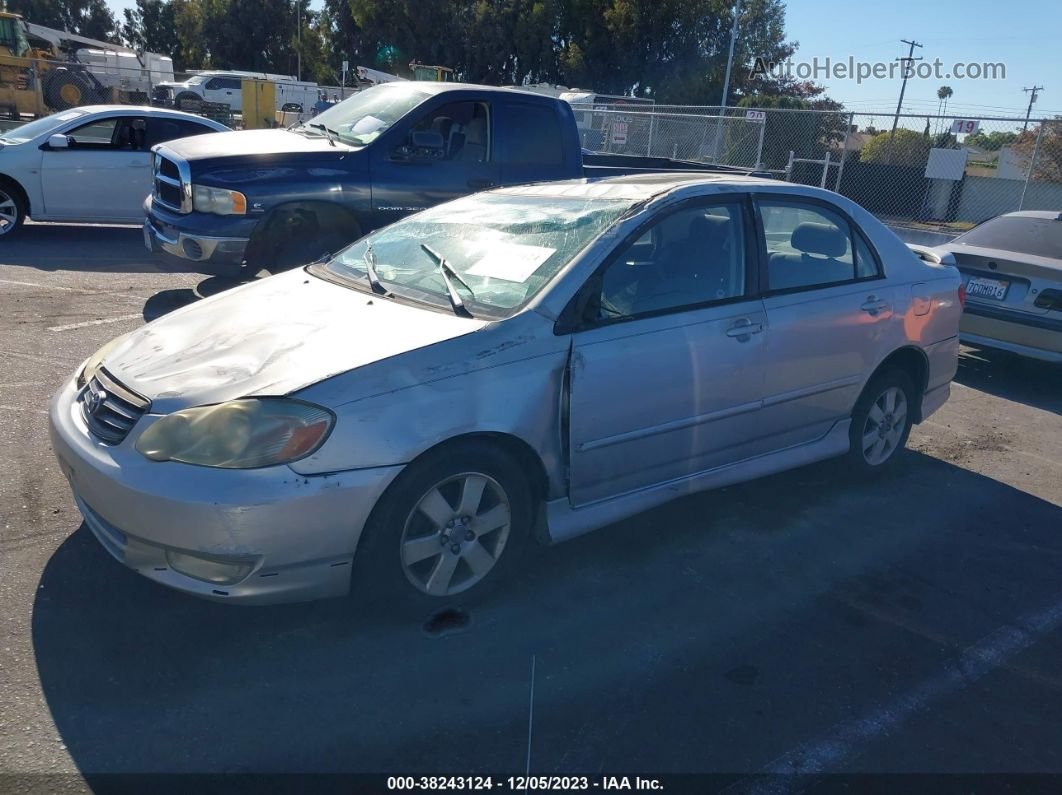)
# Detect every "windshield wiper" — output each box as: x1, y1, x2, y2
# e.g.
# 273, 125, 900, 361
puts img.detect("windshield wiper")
307, 122, 337, 147
363, 243, 389, 295
420, 243, 474, 317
